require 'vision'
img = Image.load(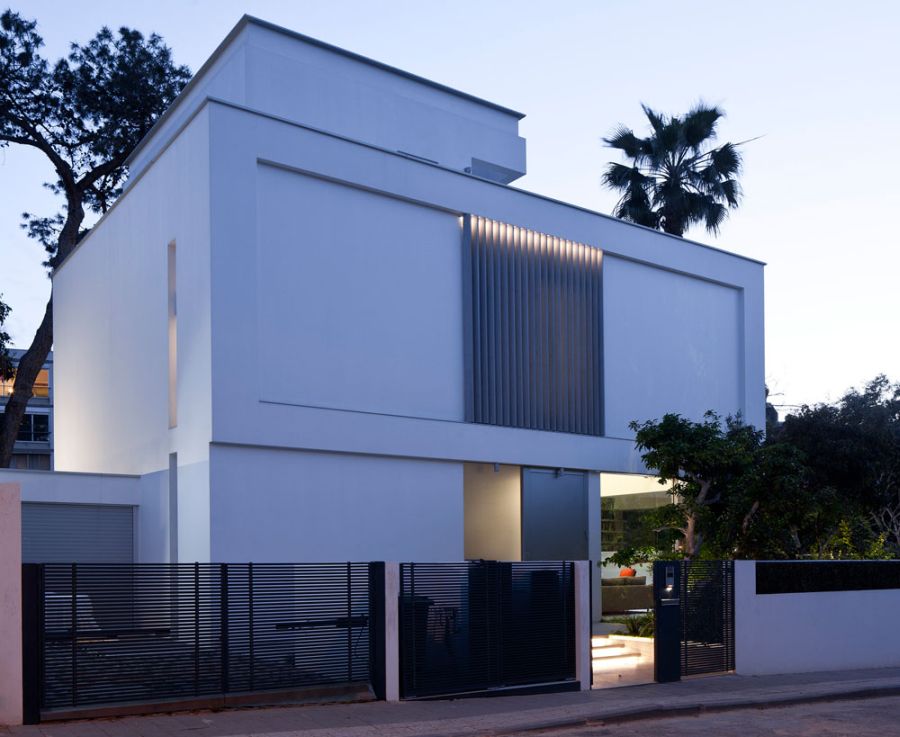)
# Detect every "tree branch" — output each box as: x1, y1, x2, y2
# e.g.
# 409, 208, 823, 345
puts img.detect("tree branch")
4, 114, 78, 195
